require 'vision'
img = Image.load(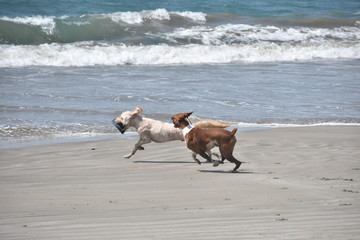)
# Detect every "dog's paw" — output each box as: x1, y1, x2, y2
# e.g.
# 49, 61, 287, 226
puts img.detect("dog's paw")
124, 154, 132, 159
213, 161, 220, 167
137, 146, 144, 150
